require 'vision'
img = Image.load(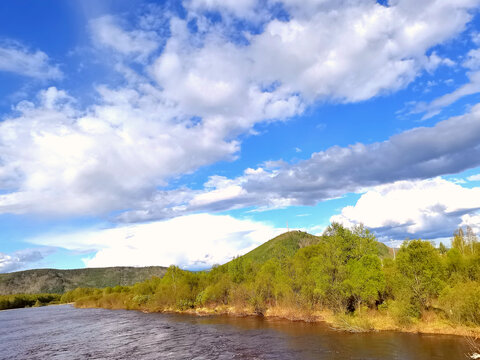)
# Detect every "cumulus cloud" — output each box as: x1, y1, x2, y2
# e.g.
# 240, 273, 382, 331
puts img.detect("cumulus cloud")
29, 214, 283, 269
0, 248, 50, 273
331, 178, 480, 241
0, 41, 62, 79
0, 0, 479, 219
461, 213, 480, 234
169, 0, 477, 105
0, 85, 241, 216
